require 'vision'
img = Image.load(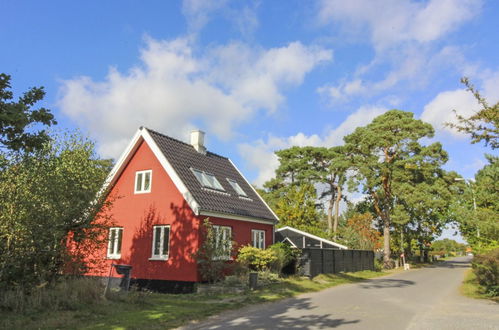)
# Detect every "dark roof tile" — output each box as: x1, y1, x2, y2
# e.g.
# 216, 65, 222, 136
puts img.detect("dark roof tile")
147, 128, 278, 223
